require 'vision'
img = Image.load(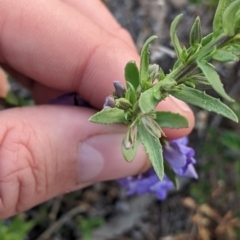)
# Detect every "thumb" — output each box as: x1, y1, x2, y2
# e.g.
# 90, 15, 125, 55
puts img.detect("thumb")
0, 105, 148, 219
